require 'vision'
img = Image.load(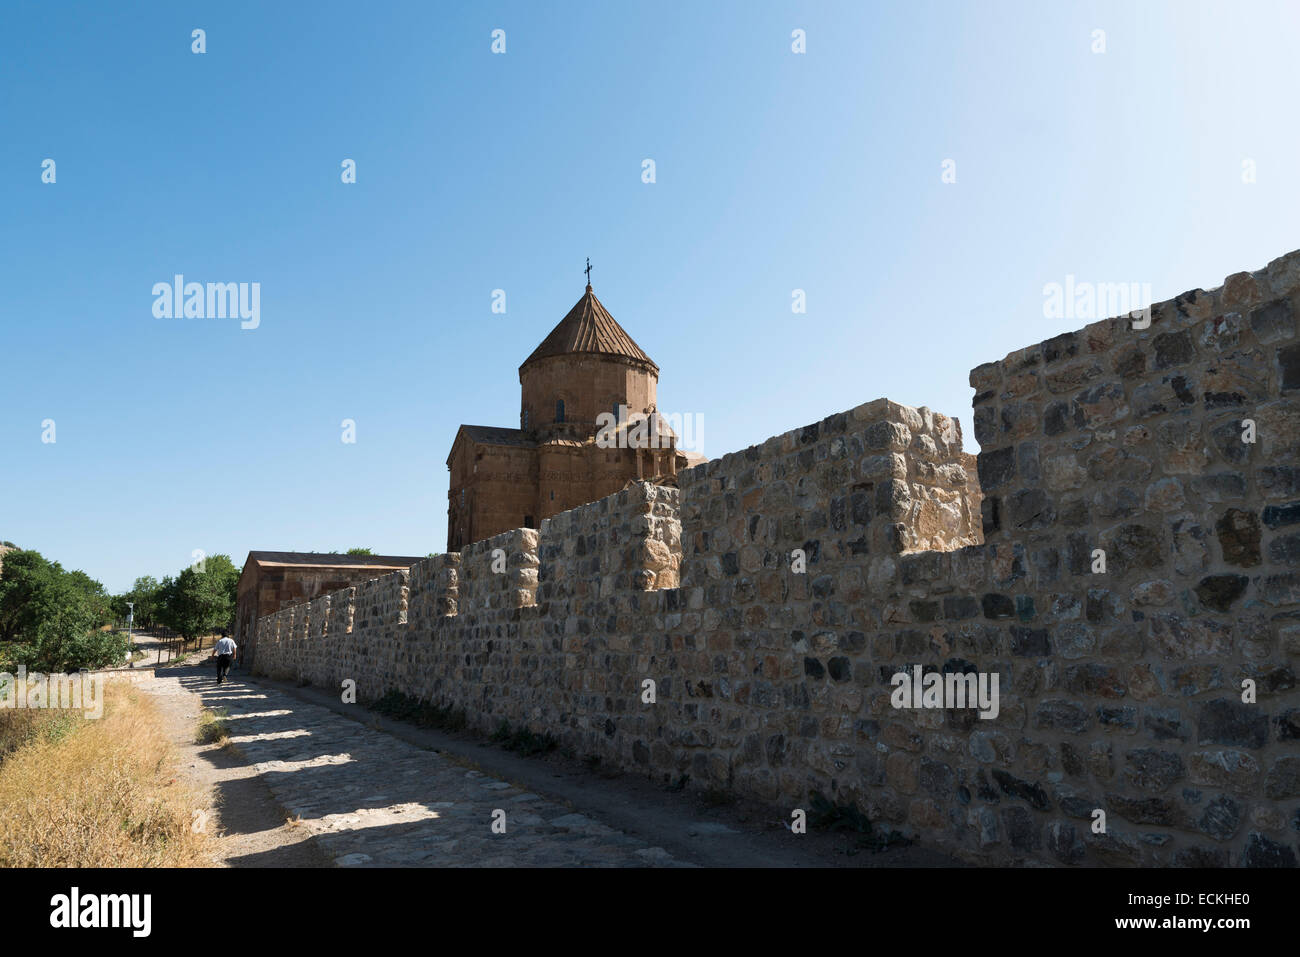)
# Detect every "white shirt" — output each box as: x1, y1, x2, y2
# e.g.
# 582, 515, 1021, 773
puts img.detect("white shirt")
215, 637, 237, 656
